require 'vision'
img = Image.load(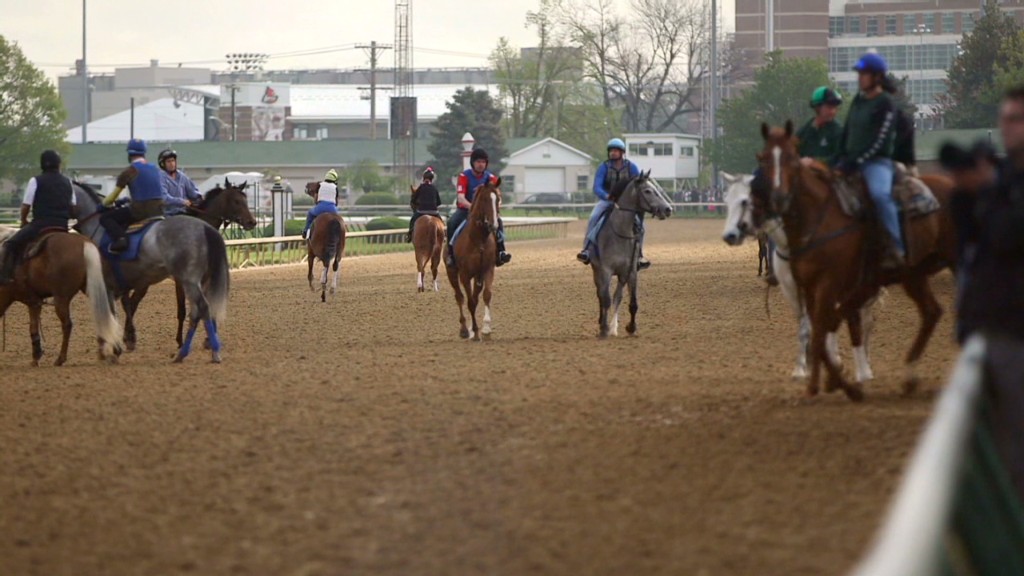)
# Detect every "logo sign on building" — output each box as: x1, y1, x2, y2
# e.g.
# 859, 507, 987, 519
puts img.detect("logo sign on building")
220, 83, 291, 107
